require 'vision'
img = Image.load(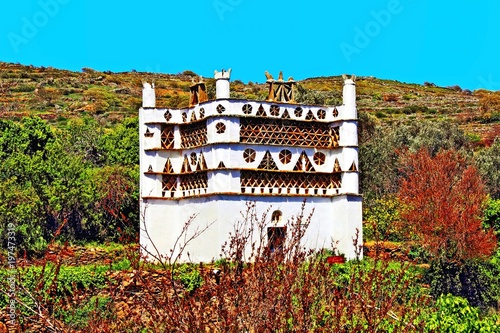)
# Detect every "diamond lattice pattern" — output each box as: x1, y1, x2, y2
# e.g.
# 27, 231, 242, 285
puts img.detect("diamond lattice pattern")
162, 175, 177, 191
161, 126, 175, 149
240, 118, 339, 148
180, 120, 207, 148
